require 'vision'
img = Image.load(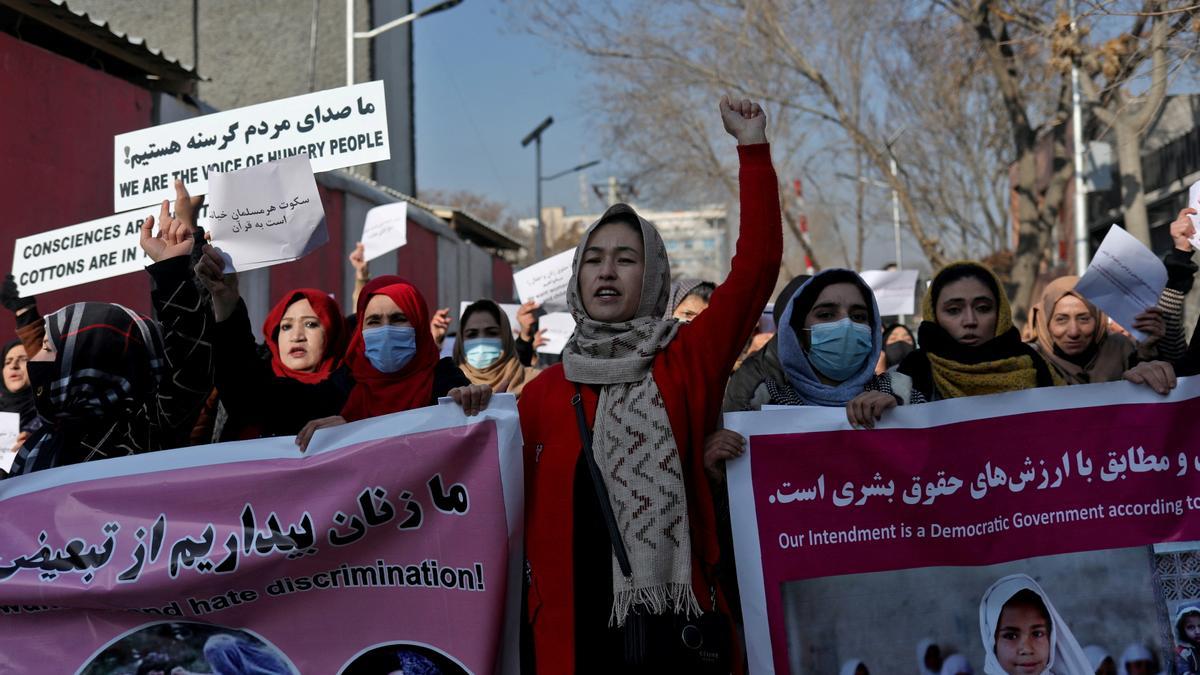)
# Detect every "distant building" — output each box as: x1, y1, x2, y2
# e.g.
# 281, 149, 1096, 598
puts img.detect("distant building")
519, 205, 731, 283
